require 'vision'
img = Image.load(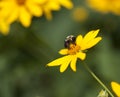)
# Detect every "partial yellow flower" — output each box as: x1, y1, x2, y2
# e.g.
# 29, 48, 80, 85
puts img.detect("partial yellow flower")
87, 0, 109, 13
72, 7, 88, 22
0, 0, 73, 33
42, 0, 73, 20
47, 29, 102, 72
86, 0, 120, 15
111, 81, 120, 97
0, 0, 46, 27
